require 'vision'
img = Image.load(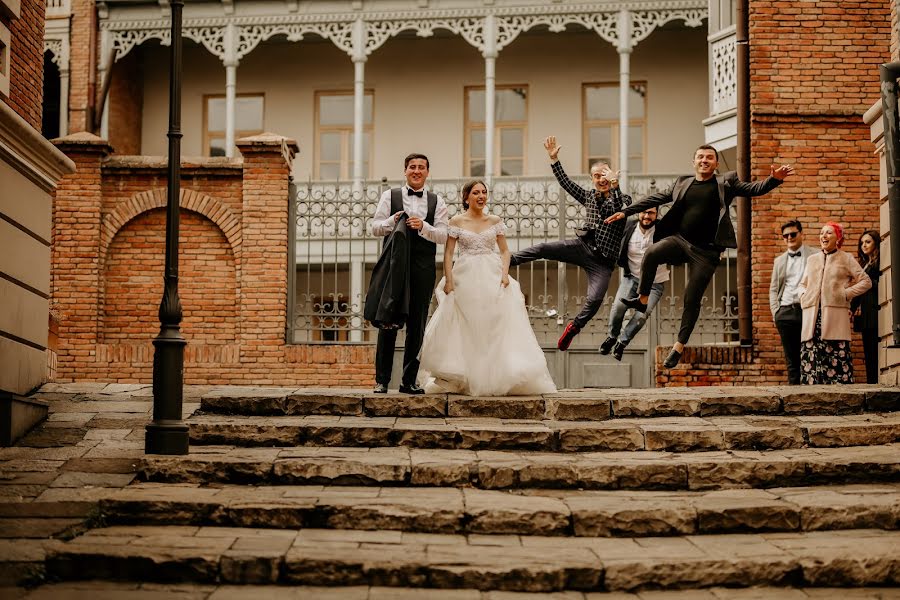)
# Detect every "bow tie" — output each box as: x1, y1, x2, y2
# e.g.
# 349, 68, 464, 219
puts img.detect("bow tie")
788, 251, 801, 258
407, 188, 424, 198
